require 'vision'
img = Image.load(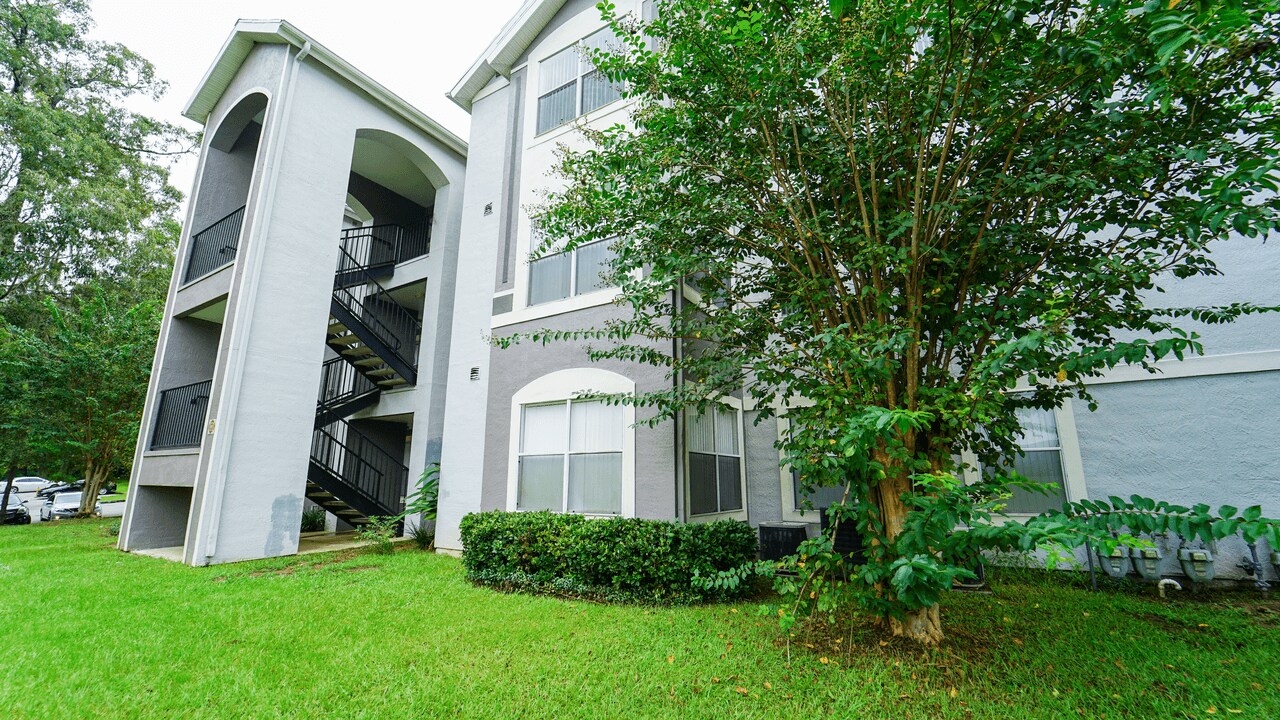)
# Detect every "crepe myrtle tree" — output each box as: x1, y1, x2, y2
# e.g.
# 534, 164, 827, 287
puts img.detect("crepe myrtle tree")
506, 0, 1280, 643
